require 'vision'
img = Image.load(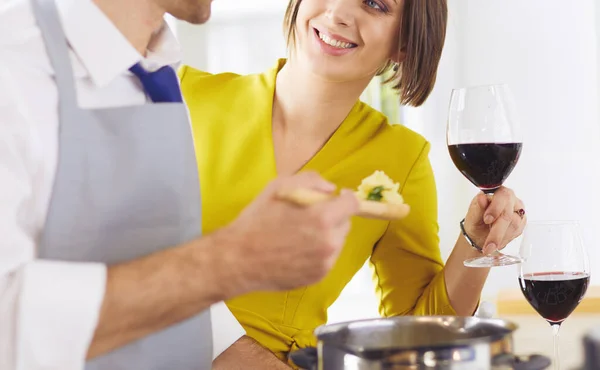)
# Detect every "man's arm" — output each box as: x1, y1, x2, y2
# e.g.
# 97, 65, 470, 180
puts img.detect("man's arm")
212, 336, 292, 370
88, 177, 360, 358
87, 231, 233, 358
0, 60, 237, 365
